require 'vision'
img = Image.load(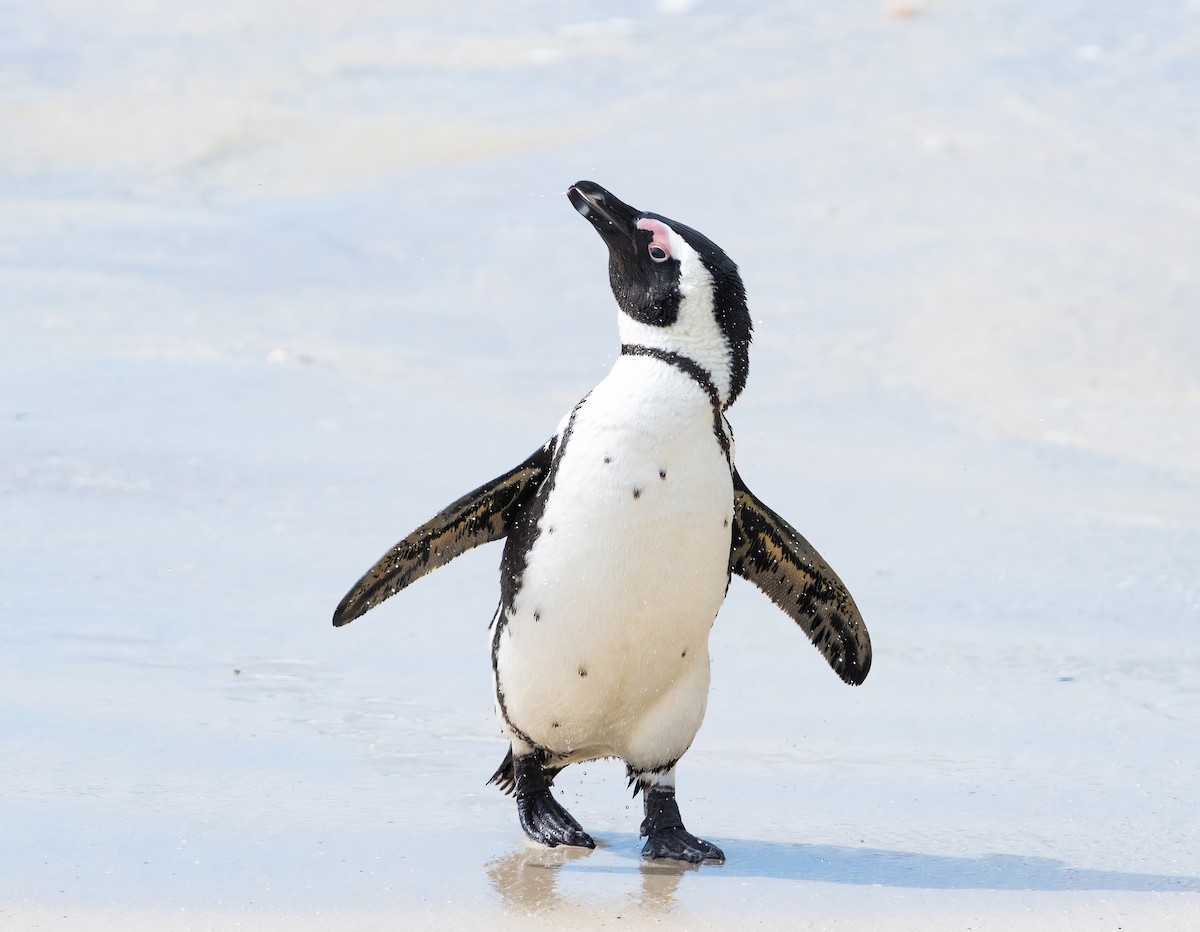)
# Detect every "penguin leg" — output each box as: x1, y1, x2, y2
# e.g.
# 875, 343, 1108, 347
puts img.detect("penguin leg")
512, 751, 595, 850
634, 768, 724, 864
487, 746, 562, 795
